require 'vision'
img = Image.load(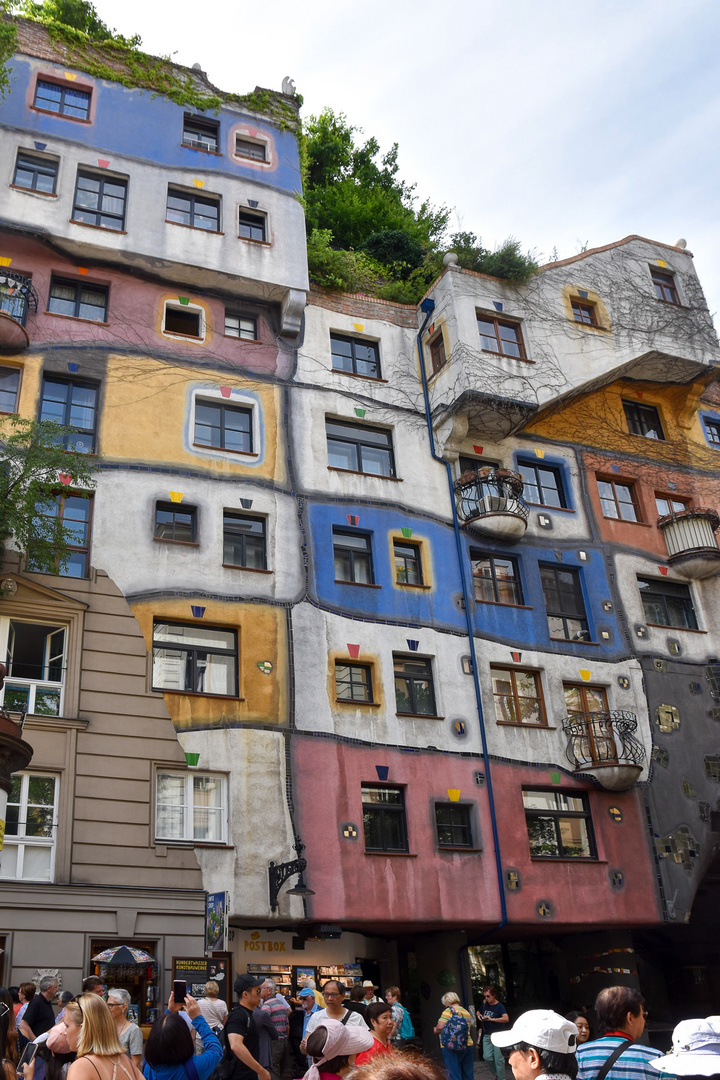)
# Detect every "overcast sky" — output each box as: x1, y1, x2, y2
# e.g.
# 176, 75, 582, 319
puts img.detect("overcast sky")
93, 0, 720, 323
